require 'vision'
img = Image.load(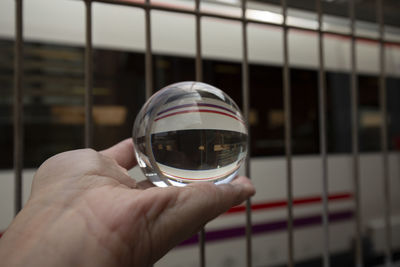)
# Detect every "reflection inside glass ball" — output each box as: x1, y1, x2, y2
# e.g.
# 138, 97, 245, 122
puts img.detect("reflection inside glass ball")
132, 81, 247, 187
